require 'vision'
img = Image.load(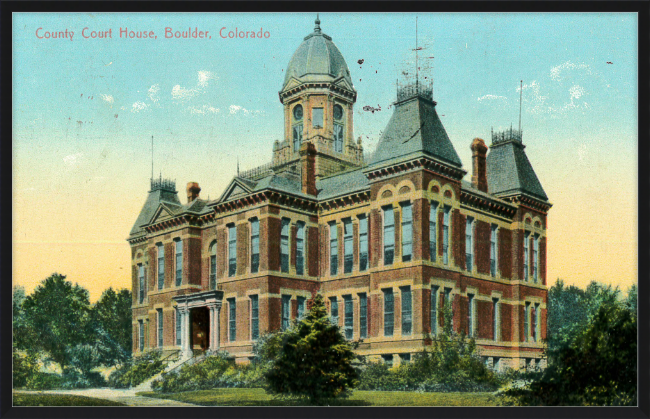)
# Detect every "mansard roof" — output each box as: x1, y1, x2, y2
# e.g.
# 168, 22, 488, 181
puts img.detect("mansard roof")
316, 168, 369, 201
486, 138, 548, 202
368, 90, 463, 170
130, 180, 183, 236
